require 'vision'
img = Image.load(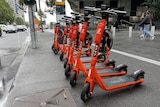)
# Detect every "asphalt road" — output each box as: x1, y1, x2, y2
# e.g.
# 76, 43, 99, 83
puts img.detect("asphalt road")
0, 30, 30, 105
